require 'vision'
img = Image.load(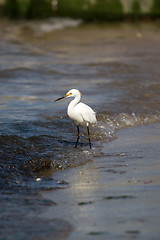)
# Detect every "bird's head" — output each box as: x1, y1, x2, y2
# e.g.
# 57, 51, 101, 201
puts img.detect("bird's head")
66, 89, 81, 98
55, 89, 81, 101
